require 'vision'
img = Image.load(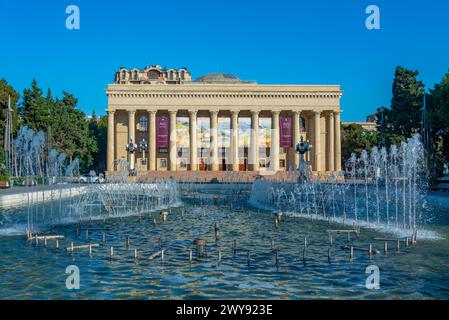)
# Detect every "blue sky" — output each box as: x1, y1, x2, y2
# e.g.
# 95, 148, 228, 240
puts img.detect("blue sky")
0, 0, 448, 121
